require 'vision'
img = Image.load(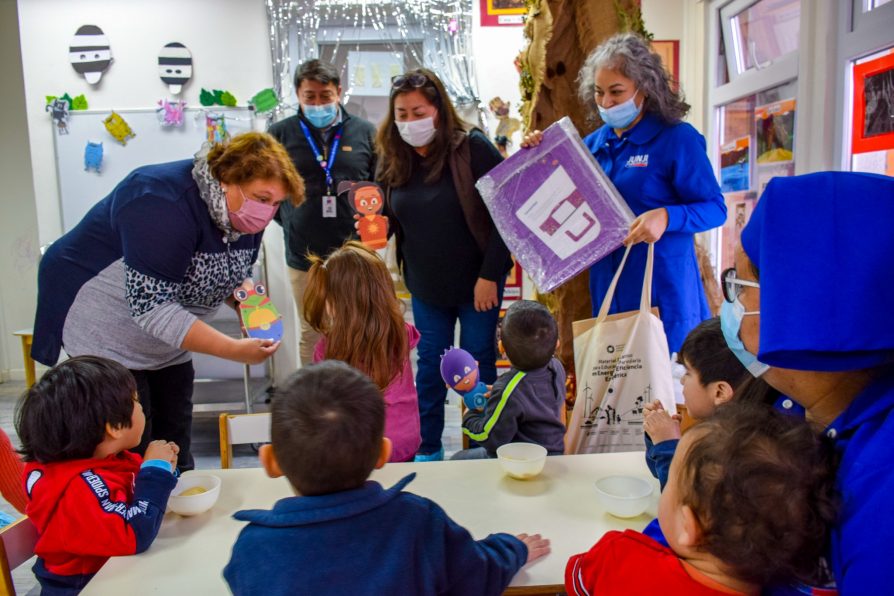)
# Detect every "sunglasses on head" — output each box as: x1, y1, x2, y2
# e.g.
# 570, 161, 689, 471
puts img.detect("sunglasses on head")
391, 73, 430, 92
